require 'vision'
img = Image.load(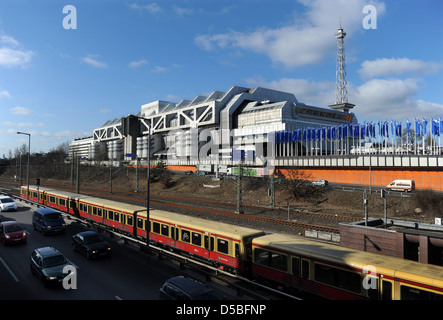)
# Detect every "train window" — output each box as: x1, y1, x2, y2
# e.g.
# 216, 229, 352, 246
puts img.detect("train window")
181, 230, 190, 243
97, 208, 102, 217
108, 210, 114, 220
49, 196, 55, 203
33, 191, 38, 198
292, 257, 301, 277
217, 239, 229, 255
161, 224, 169, 236
235, 243, 240, 259
121, 214, 126, 225
153, 222, 160, 234
93, 206, 97, 215
114, 212, 119, 222
127, 215, 133, 226
315, 264, 361, 294
270, 252, 287, 272
192, 232, 201, 246
255, 248, 270, 266
400, 285, 443, 300
137, 218, 144, 229
253, 249, 287, 272
59, 199, 66, 207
